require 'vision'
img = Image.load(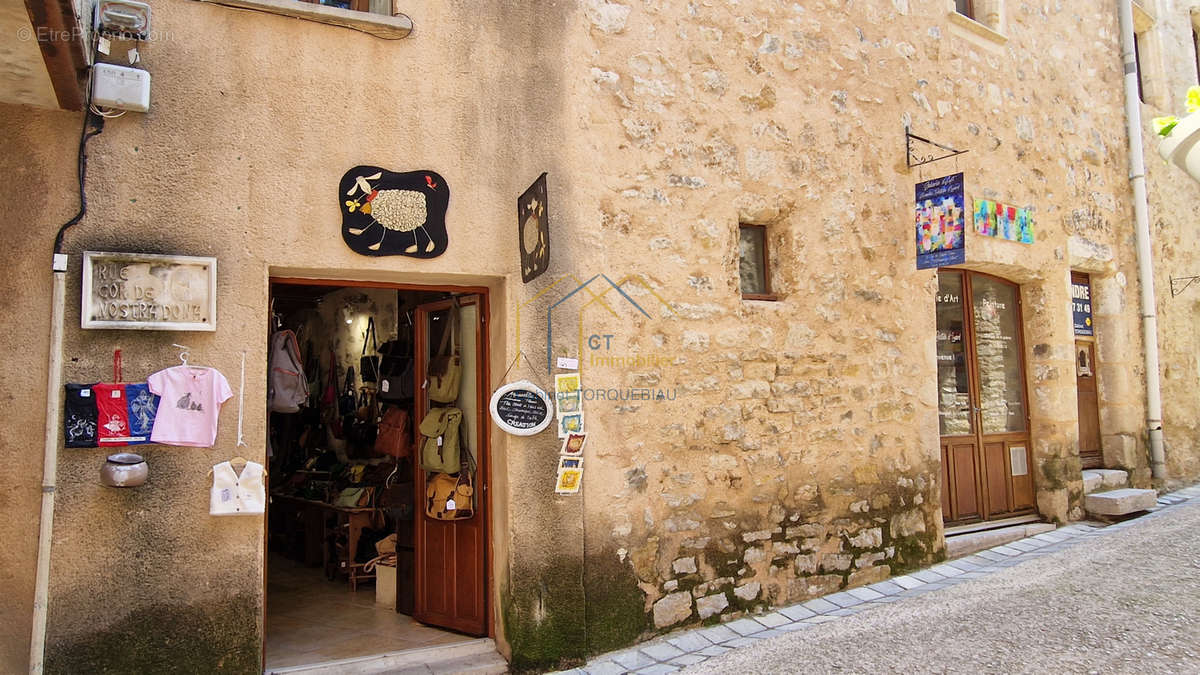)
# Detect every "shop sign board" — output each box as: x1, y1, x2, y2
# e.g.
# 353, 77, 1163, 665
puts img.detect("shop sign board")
489, 380, 553, 436
974, 199, 1035, 244
518, 172, 550, 283
82, 251, 217, 331
1071, 276, 1093, 336
915, 172, 966, 270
